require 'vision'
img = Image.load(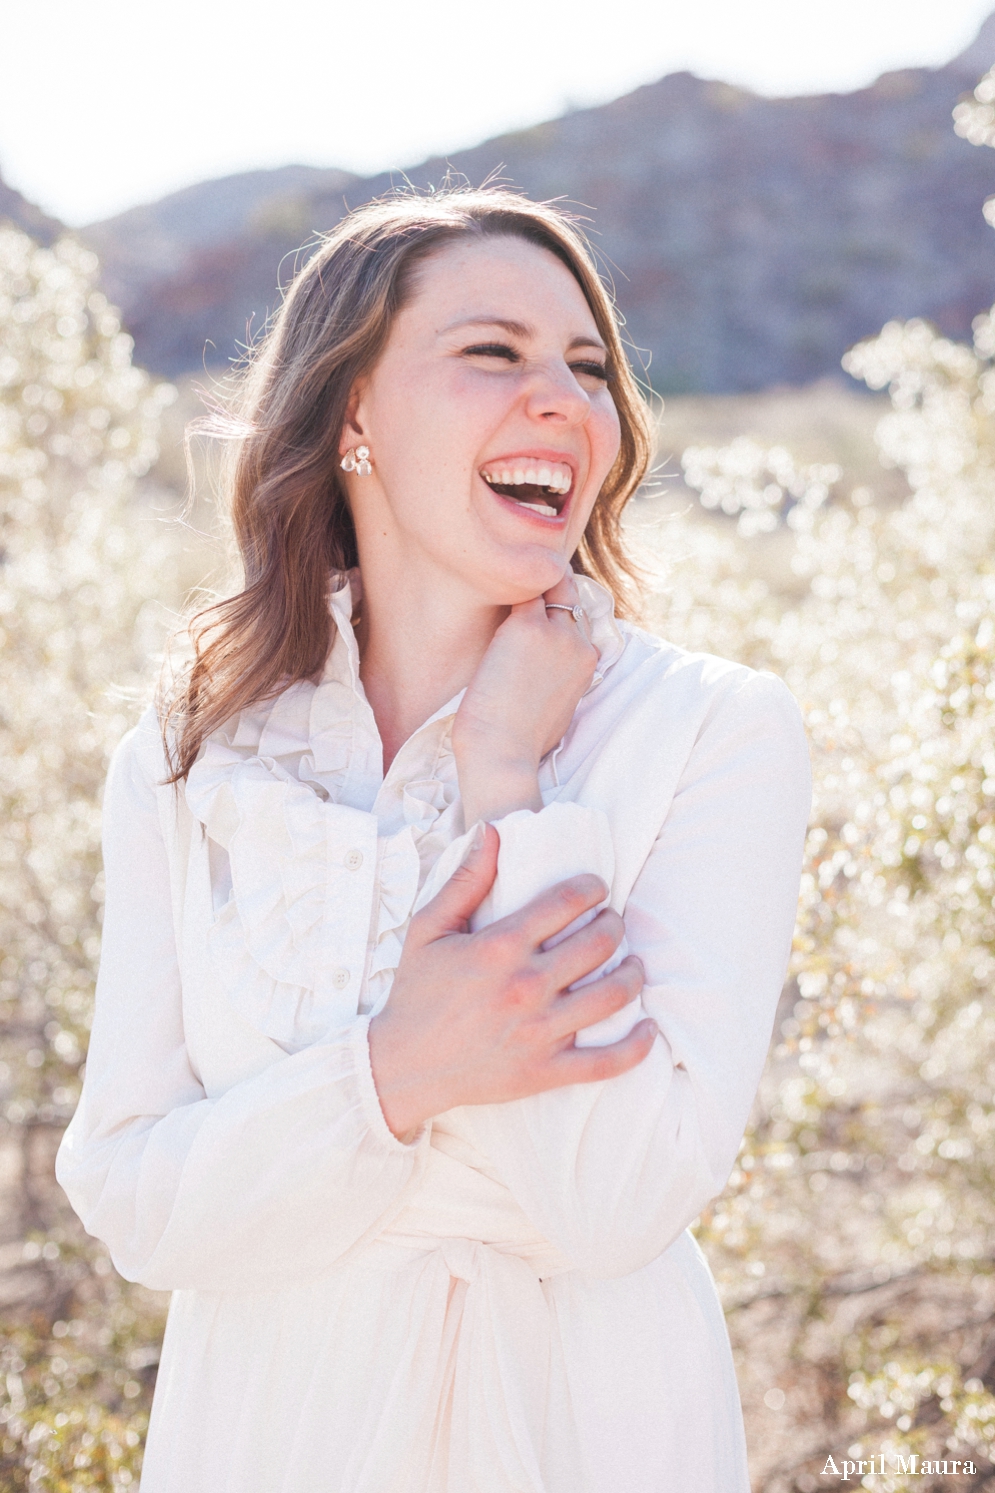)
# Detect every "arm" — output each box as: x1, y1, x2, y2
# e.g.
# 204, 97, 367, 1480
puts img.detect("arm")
453, 671, 812, 1278
55, 724, 428, 1294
